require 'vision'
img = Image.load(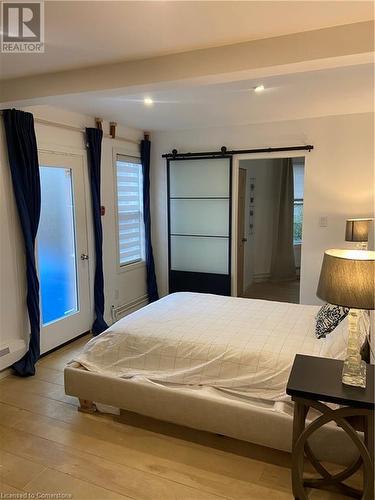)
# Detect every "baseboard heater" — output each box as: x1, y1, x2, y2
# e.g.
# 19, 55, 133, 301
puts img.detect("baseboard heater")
0, 339, 27, 371
111, 294, 149, 323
